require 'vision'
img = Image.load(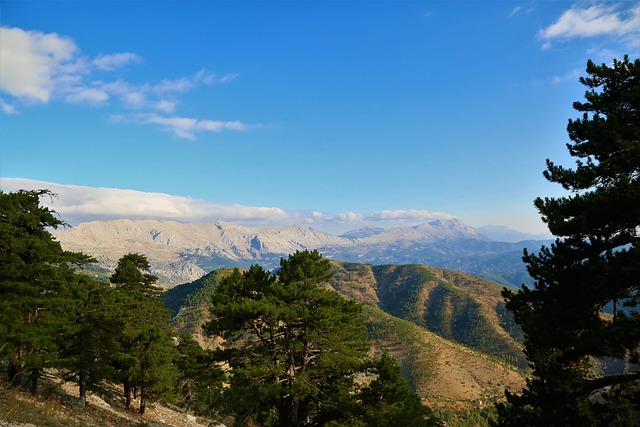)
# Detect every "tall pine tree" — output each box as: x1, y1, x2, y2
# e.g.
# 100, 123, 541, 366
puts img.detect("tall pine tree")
60, 276, 122, 404
205, 251, 369, 426
110, 253, 176, 414
0, 190, 94, 392
204, 250, 435, 427
498, 56, 640, 425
